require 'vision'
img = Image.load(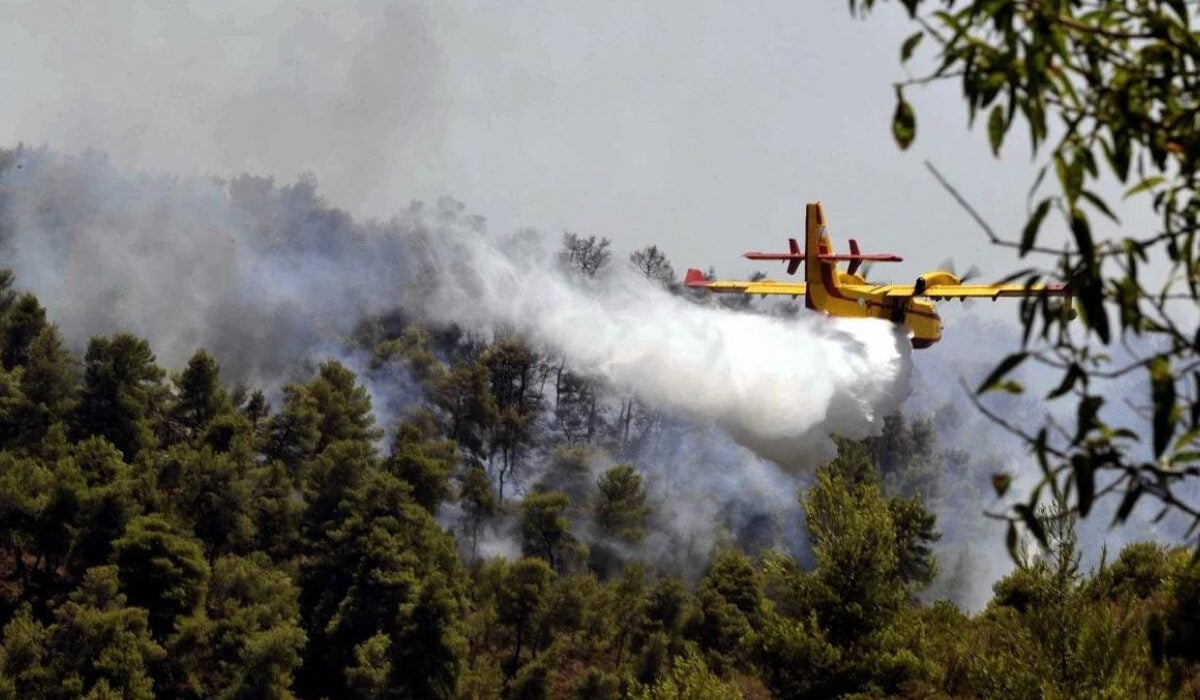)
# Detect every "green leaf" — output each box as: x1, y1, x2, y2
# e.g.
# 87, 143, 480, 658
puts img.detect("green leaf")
1075, 395, 1104, 443
1074, 455, 1095, 517
1055, 152, 1083, 203
1105, 134, 1132, 182
900, 32, 923, 63
1027, 164, 1048, 204
892, 88, 916, 150
1124, 176, 1163, 198
987, 104, 1006, 156
1114, 483, 1142, 524
1080, 190, 1119, 224
1077, 275, 1111, 343
1165, 0, 1189, 22
1070, 208, 1096, 262
1191, 371, 1200, 428
1015, 503, 1047, 546
1115, 276, 1141, 333
1047, 363, 1085, 399
1150, 356, 1177, 459
977, 351, 1029, 394
1020, 198, 1052, 255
